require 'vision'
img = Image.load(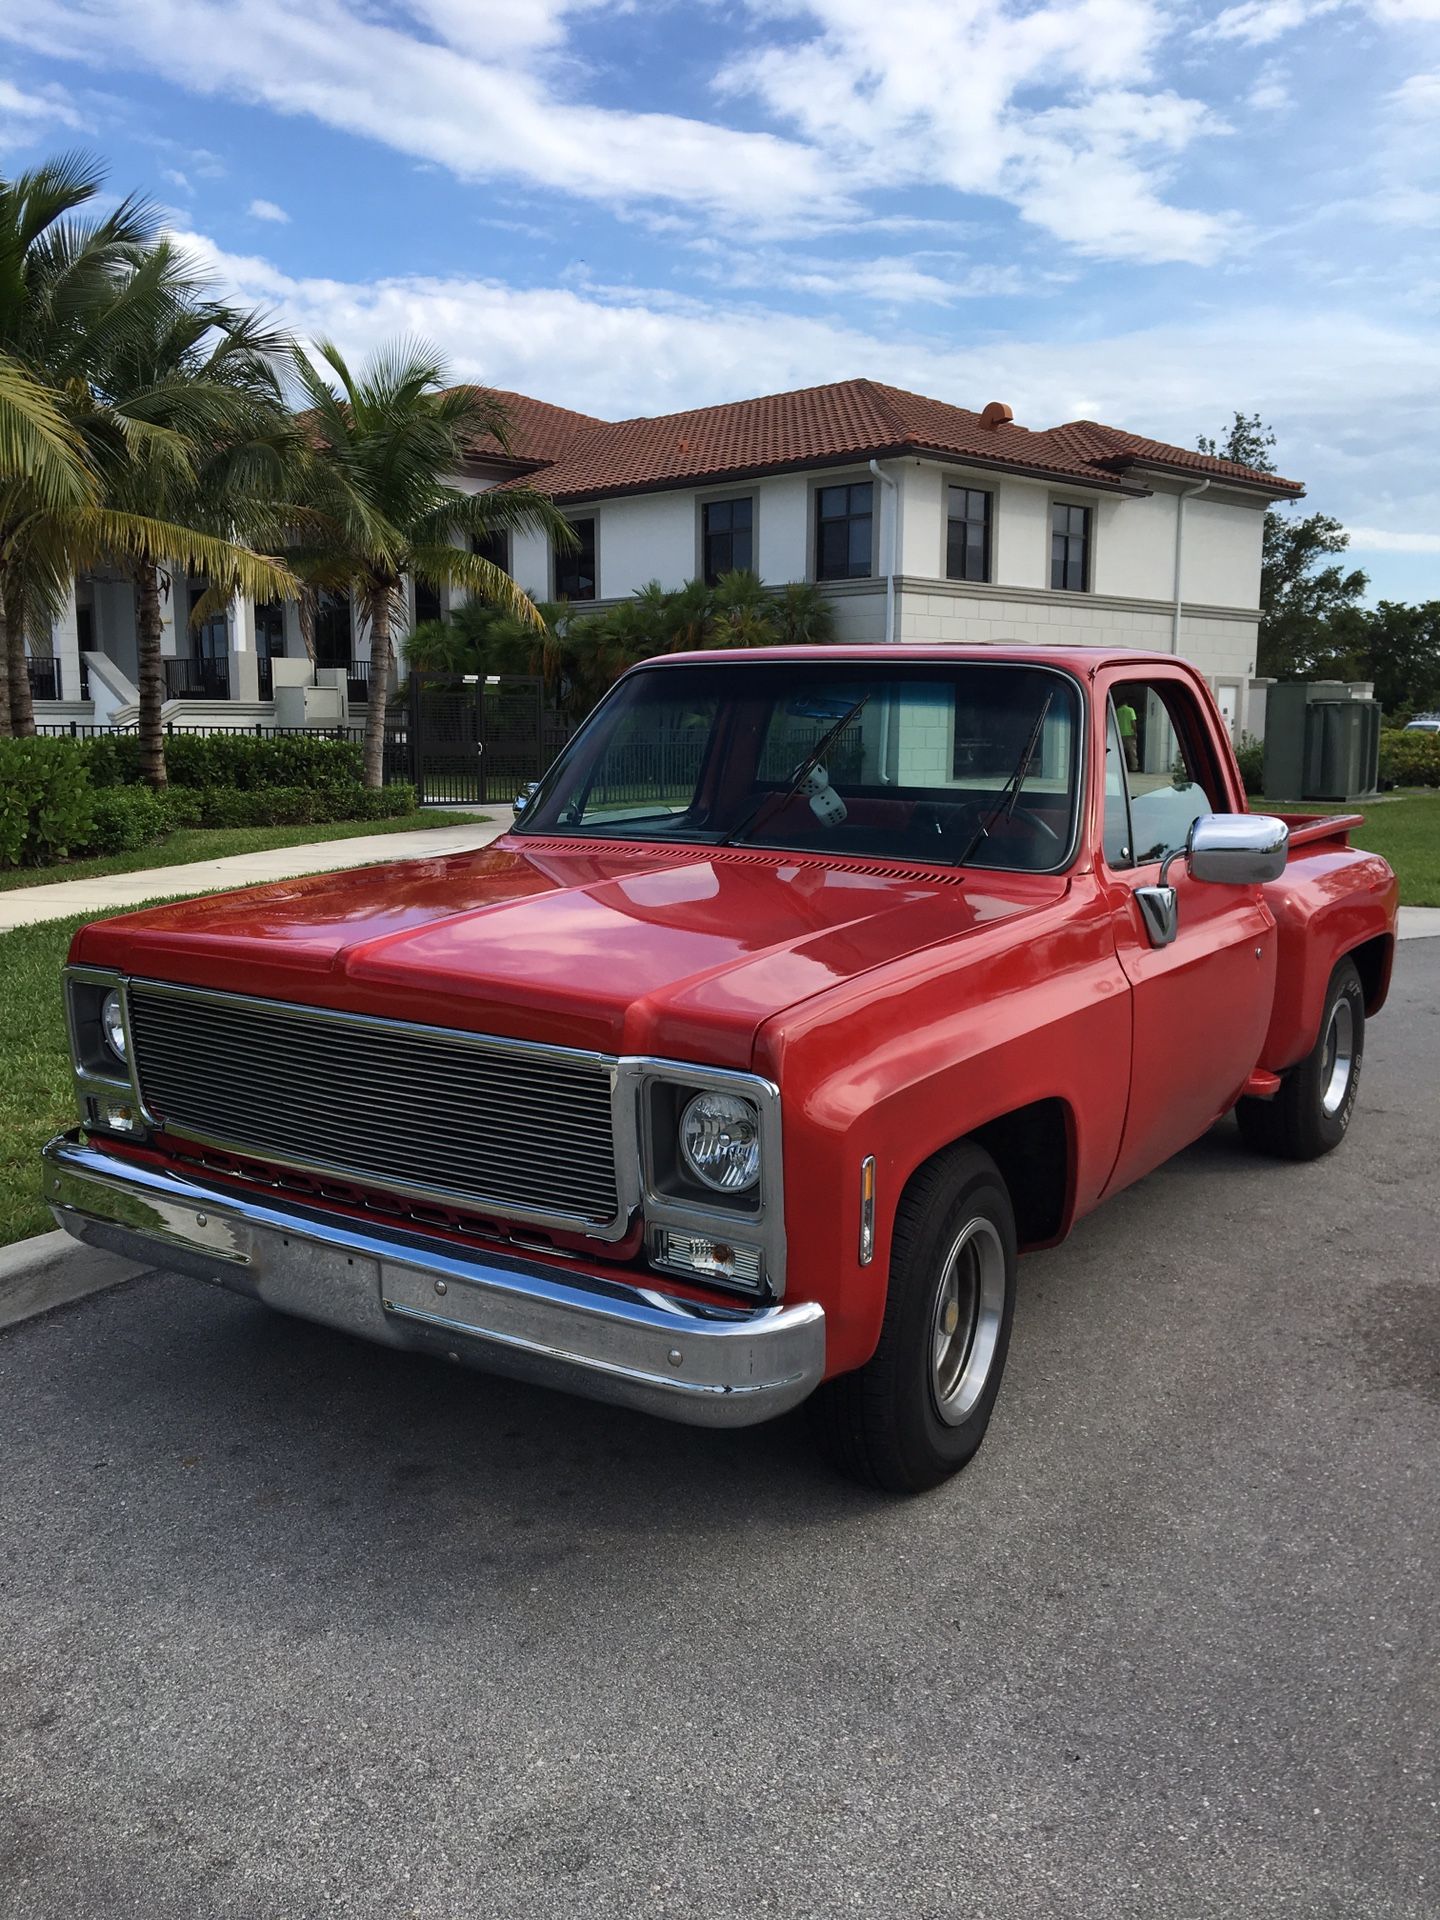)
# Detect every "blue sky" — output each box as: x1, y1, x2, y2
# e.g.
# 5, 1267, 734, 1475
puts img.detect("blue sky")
2, 0, 1438, 602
